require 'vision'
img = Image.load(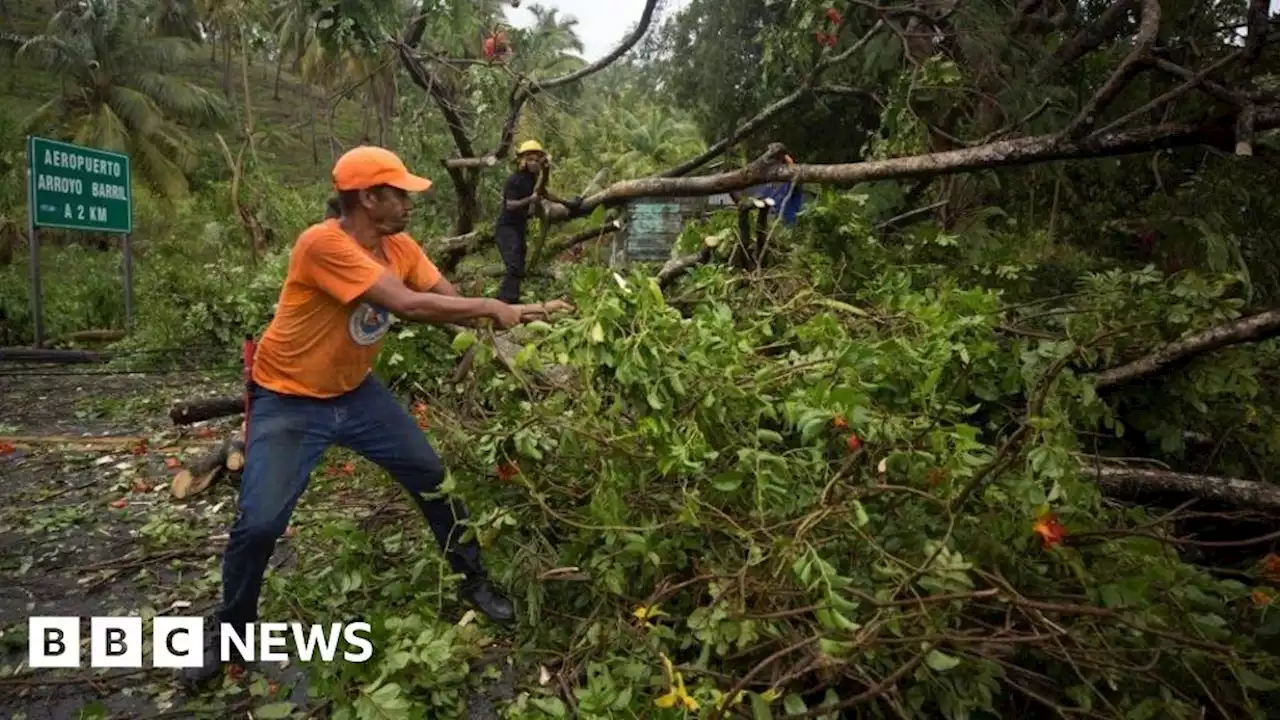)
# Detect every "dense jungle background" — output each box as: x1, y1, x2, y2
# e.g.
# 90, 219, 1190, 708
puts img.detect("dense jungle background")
4, 0, 1280, 718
